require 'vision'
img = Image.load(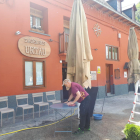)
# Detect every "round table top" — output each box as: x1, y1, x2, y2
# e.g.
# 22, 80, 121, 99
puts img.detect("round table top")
50, 103, 77, 110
